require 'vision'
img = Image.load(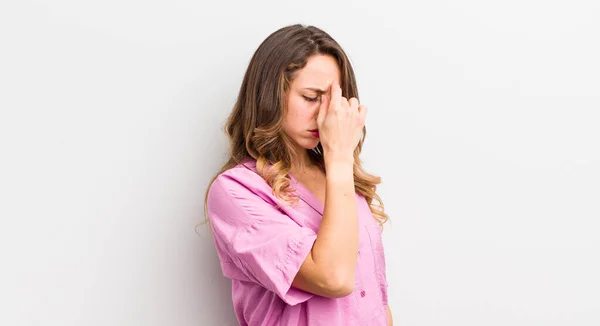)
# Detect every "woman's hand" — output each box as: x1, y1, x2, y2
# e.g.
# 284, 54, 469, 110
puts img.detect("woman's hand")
316, 82, 367, 163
